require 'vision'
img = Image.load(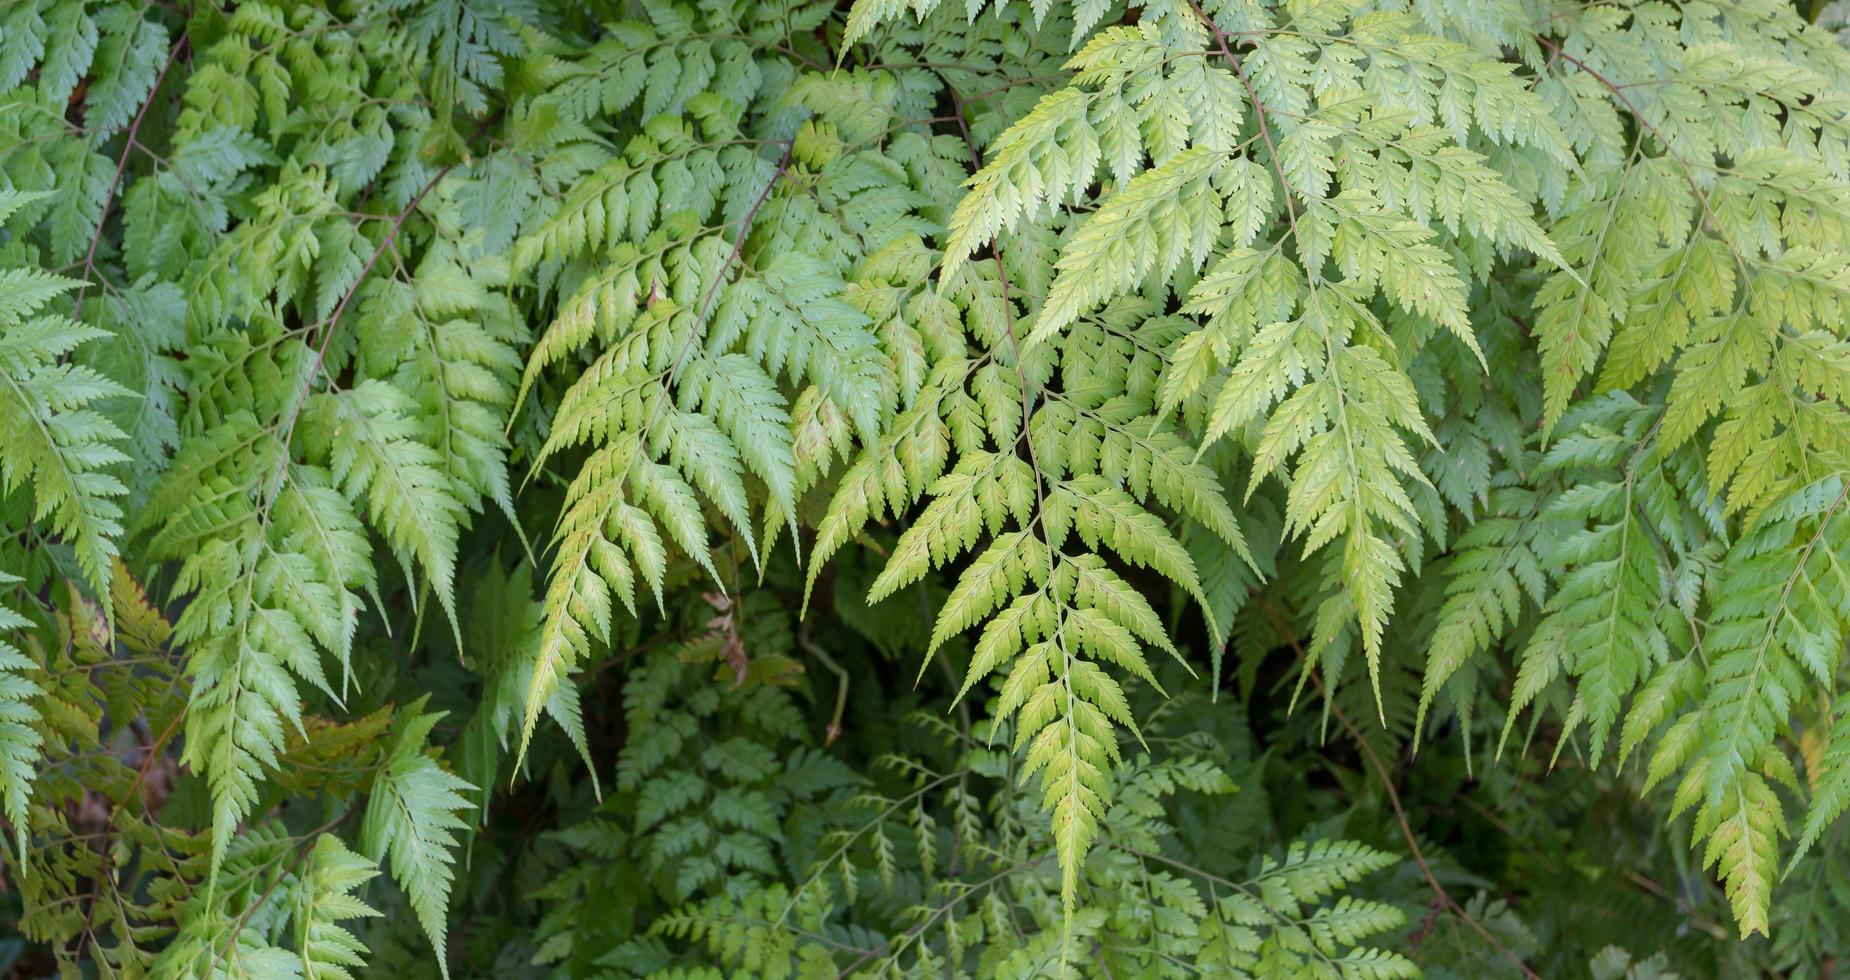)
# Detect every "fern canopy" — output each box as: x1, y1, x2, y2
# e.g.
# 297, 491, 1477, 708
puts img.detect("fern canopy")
3, 0, 1850, 975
